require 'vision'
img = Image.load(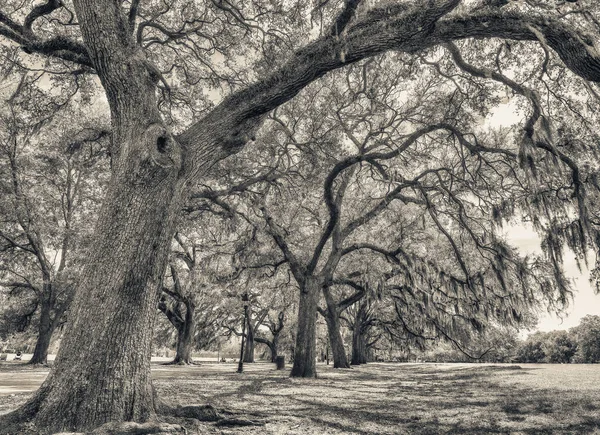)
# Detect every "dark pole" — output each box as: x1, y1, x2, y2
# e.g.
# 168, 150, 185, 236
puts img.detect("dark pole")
237, 292, 249, 373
